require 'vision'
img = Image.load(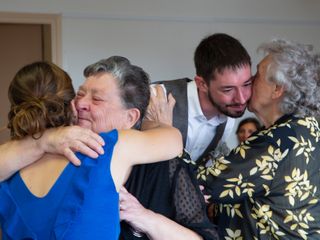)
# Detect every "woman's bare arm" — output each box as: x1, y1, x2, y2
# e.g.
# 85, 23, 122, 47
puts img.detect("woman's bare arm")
0, 126, 104, 181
